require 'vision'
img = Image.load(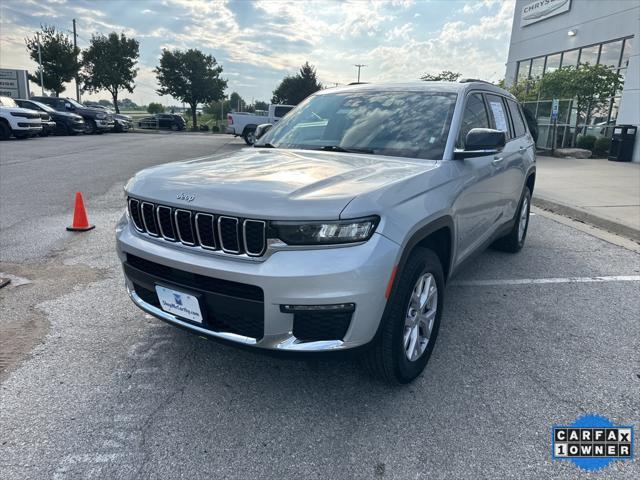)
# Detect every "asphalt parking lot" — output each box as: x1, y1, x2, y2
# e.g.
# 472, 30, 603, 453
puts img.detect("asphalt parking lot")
1, 134, 639, 479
